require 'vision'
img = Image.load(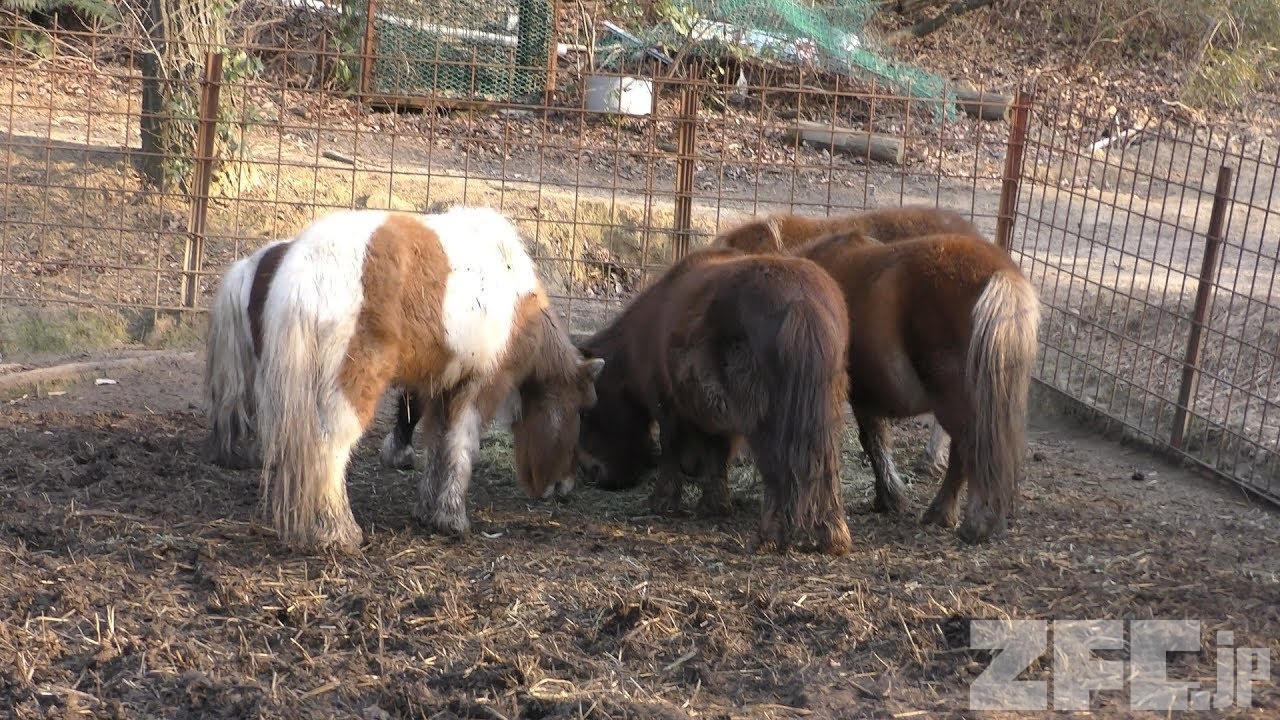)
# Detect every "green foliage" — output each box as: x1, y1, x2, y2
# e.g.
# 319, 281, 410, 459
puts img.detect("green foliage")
1, 0, 118, 22
1, 0, 120, 58
154, 49, 264, 193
